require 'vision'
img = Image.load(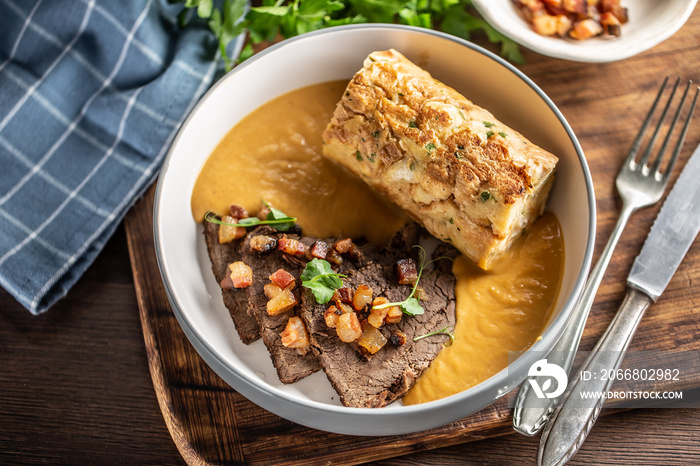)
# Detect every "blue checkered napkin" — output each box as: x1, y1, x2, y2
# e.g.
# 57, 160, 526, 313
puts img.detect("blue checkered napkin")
0, 0, 220, 314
